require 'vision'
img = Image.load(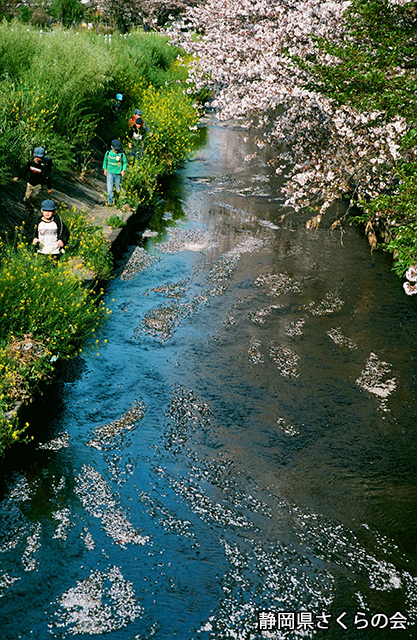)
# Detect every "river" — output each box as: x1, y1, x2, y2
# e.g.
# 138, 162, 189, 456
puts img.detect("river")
1, 121, 417, 640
